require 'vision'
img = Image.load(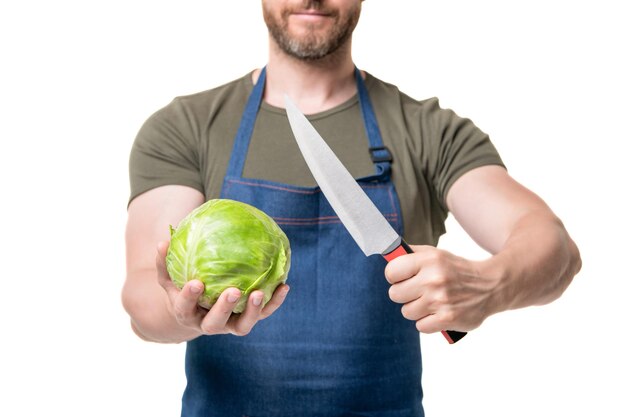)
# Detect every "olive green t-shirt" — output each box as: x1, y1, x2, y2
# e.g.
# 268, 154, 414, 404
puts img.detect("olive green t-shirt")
129, 71, 504, 245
